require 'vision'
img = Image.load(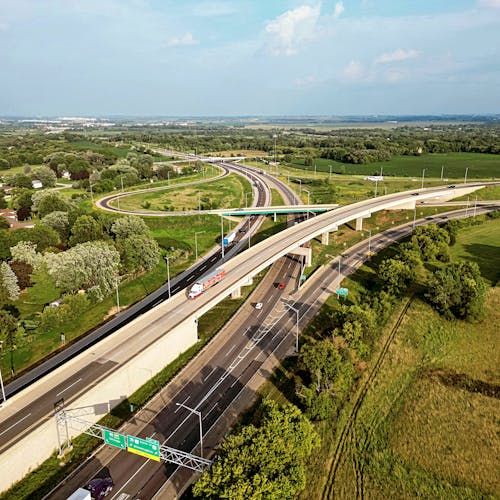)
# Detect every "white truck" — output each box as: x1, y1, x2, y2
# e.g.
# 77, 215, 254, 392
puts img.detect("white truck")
223, 231, 236, 247
188, 268, 226, 299
67, 488, 91, 500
